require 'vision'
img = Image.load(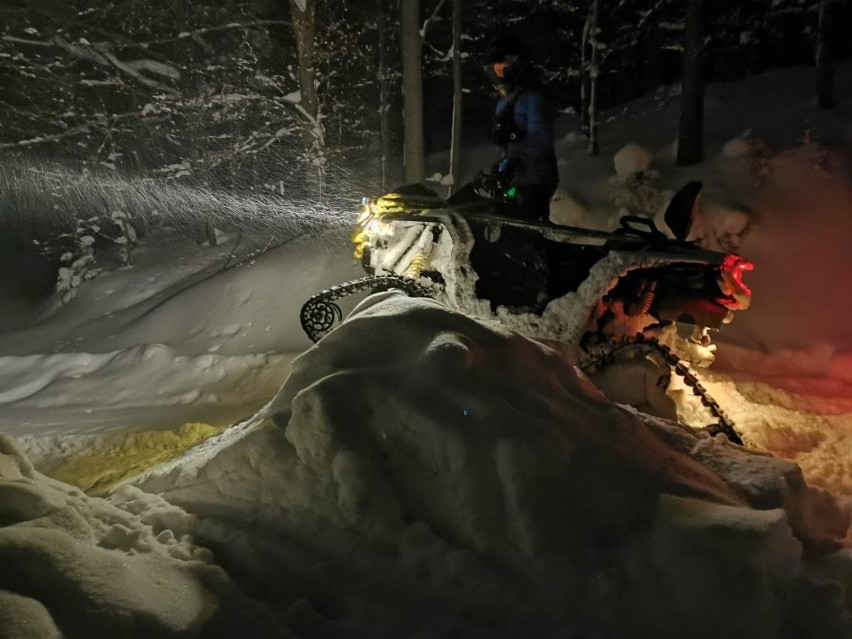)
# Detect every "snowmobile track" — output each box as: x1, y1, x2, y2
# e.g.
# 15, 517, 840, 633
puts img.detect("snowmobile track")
300, 274, 433, 343
578, 335, 744, 445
